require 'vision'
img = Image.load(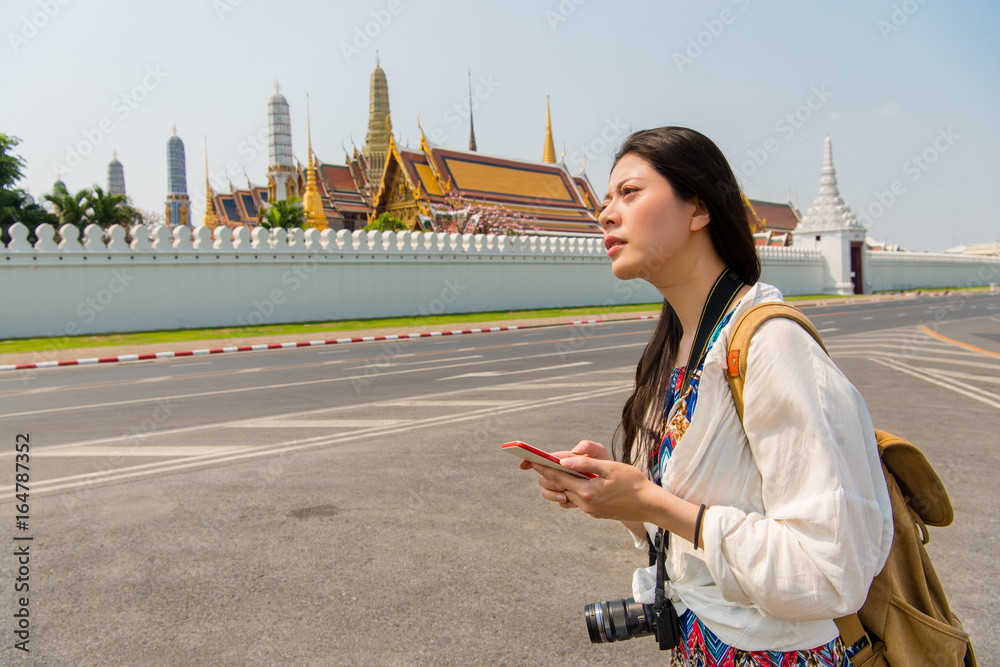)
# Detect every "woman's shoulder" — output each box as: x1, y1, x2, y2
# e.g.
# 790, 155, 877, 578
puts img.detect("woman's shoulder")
711, 282, 822, 367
